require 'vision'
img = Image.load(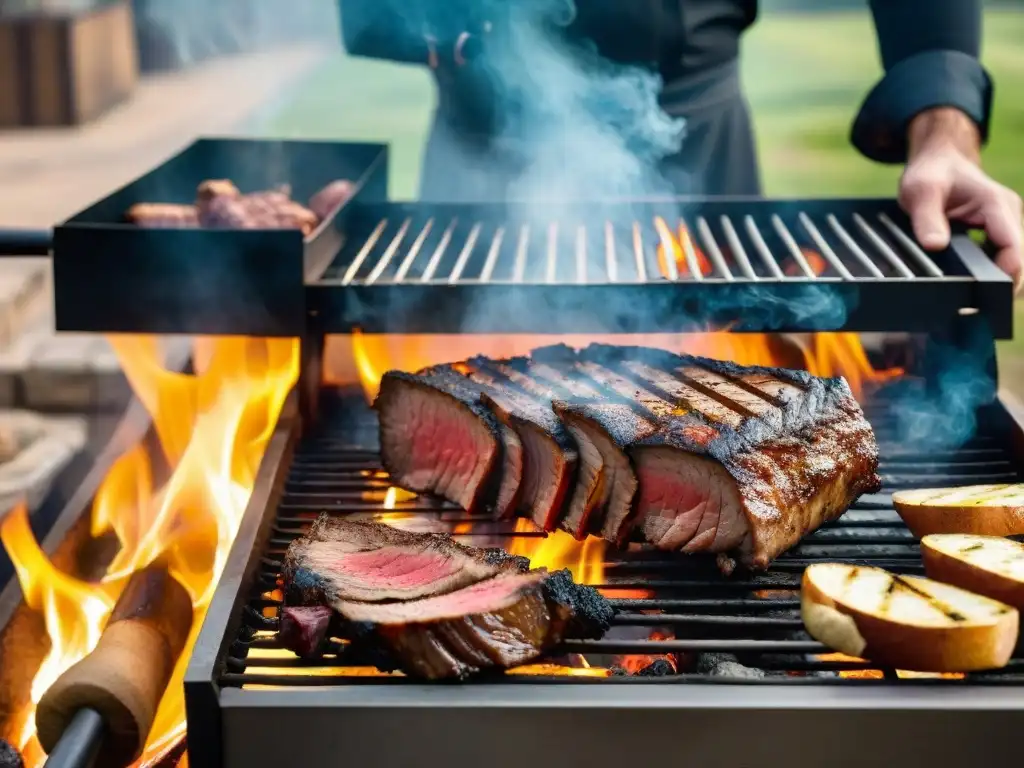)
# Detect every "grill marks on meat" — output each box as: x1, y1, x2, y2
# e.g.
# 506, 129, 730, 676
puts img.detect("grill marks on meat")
280, 515, 613, 679
376, 343, 881, 572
